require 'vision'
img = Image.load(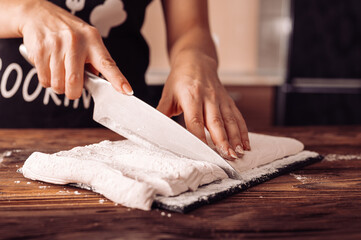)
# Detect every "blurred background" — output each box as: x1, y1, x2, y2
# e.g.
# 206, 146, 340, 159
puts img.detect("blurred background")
142, 0, 361, 130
